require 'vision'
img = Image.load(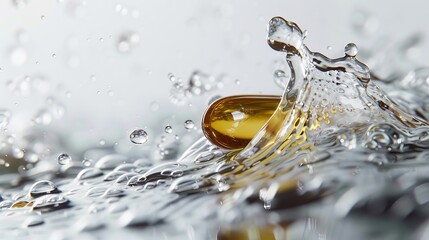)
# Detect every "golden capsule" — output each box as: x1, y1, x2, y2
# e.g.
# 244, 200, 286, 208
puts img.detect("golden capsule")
202, 95, 281, 150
